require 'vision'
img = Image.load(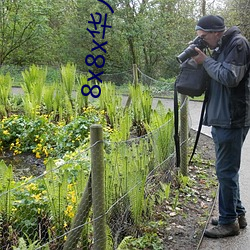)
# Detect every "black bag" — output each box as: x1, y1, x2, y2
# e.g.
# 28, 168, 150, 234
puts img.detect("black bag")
175, 58, 209, 97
